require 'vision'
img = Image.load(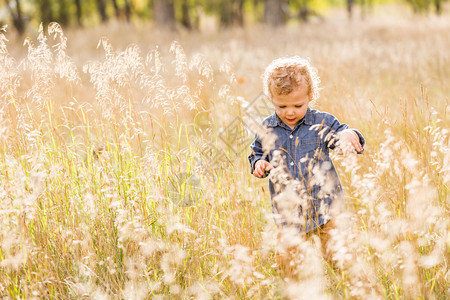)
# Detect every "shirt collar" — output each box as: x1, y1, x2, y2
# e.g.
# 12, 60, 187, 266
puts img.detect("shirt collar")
265, 107, 313, 128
